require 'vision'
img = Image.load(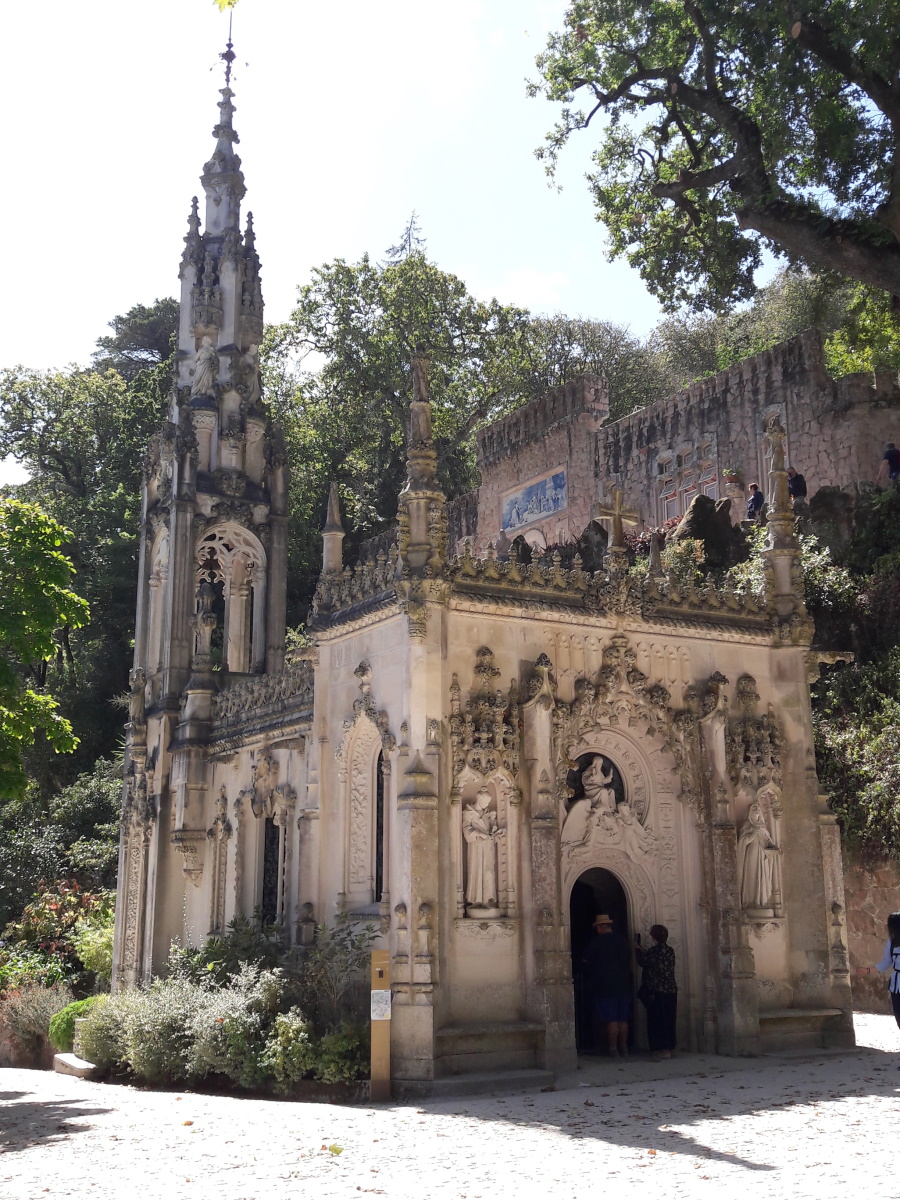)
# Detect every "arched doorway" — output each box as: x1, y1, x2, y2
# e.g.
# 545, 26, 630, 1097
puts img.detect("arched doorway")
570, 867, 629, 1053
